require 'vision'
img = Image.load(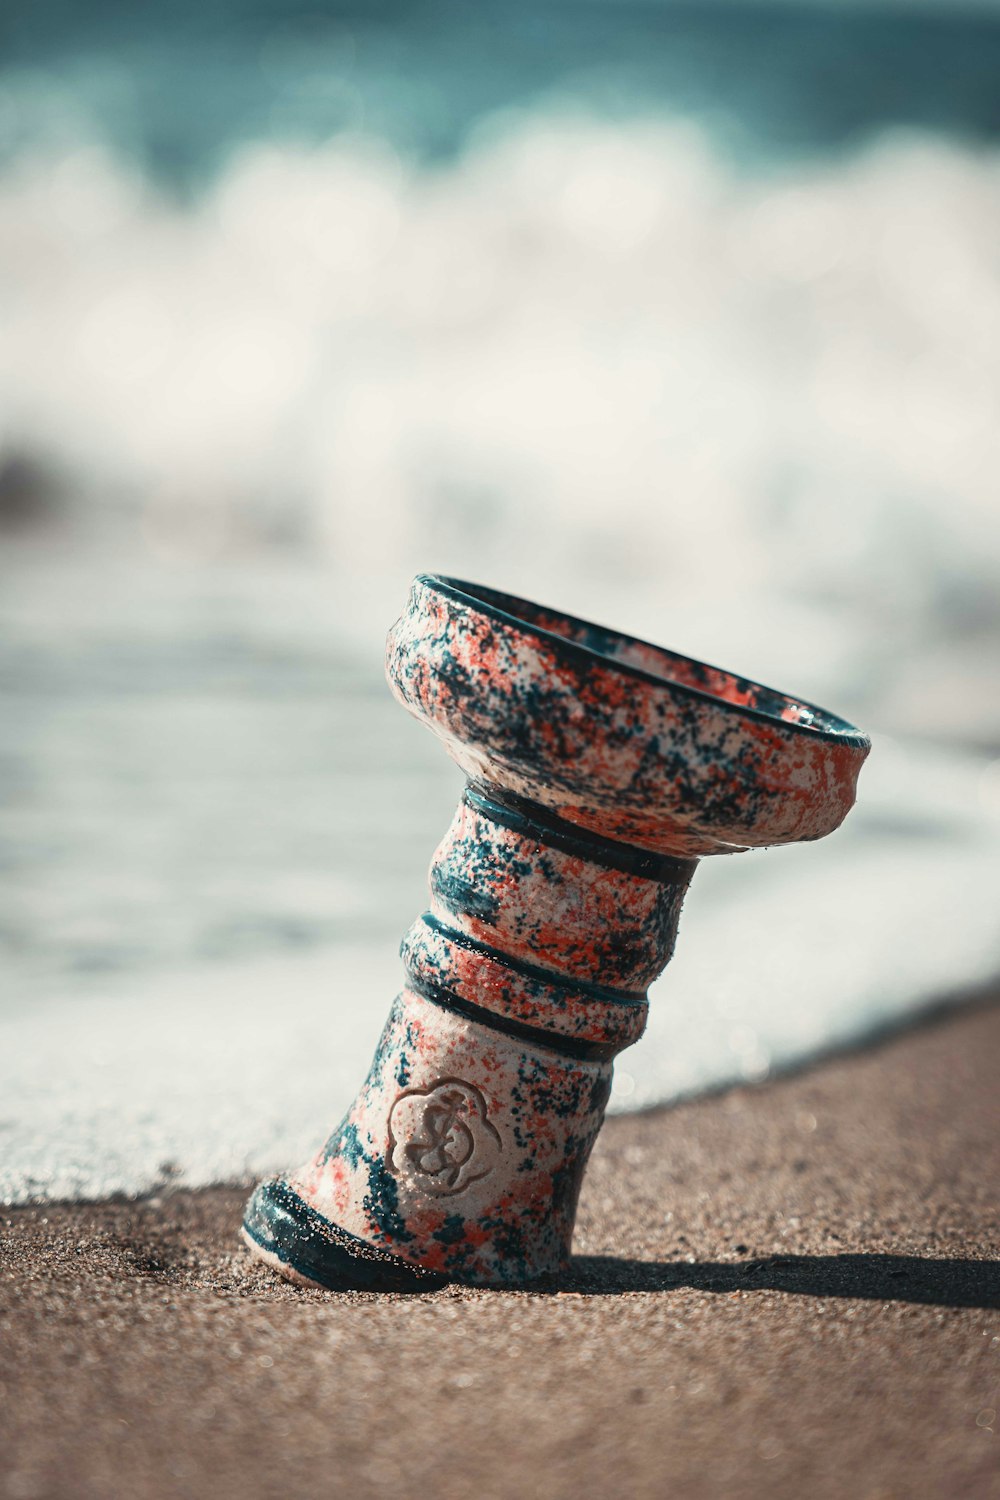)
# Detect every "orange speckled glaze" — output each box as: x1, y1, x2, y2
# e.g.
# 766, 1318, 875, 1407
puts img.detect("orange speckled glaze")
387, 576, 869, 857
242, 576, 869, 1289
